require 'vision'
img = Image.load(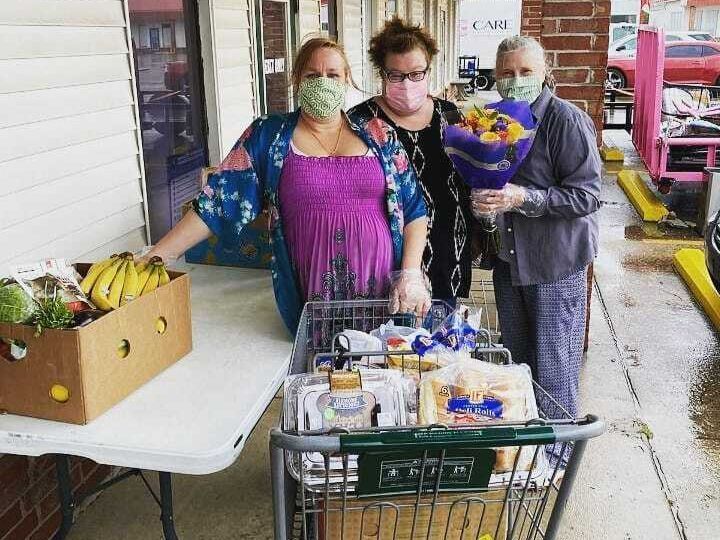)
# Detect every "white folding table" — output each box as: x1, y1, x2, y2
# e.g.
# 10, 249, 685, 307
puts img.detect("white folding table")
0, 264, 293, 539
